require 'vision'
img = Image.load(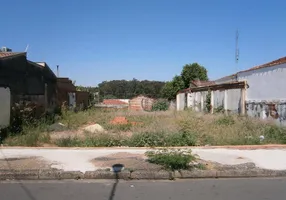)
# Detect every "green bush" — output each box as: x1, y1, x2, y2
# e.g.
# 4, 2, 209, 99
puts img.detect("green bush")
166, 132, 197, 146
152, 100, 169, 111
205, 90, 212, 113
128, 132, 166, 147
145, 149, 196, 170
